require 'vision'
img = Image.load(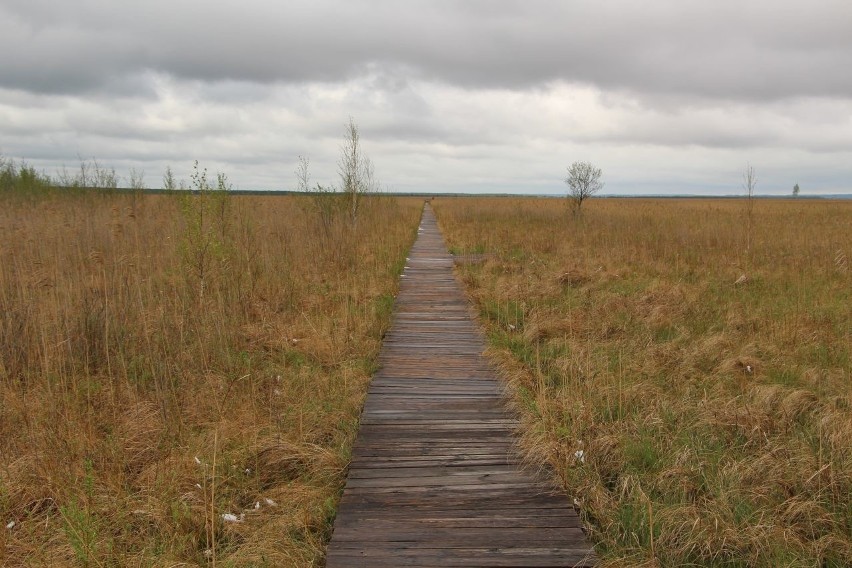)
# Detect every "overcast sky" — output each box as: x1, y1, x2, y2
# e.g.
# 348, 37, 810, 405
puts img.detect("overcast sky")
2, 0, 851, 195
